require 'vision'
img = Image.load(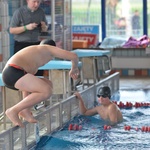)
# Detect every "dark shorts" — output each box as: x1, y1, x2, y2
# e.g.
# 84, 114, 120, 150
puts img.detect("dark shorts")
2, 64, 27, 90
